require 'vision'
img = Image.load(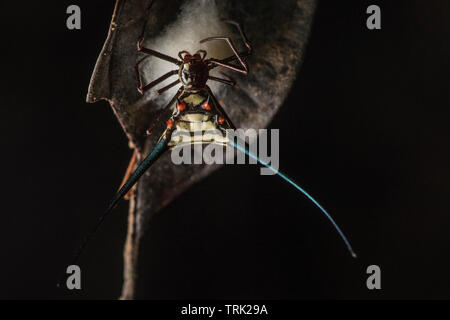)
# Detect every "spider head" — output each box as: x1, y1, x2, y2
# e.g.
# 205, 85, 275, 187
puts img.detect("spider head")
178, 50, 209, 89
